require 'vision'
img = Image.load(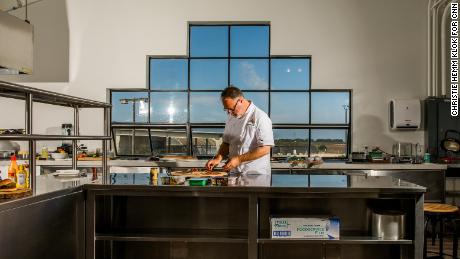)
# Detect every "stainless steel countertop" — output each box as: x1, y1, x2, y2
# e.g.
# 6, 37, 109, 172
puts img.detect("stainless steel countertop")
88, 174, 426, 193
0, 159, 450, 170
0, 174, 425, 212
